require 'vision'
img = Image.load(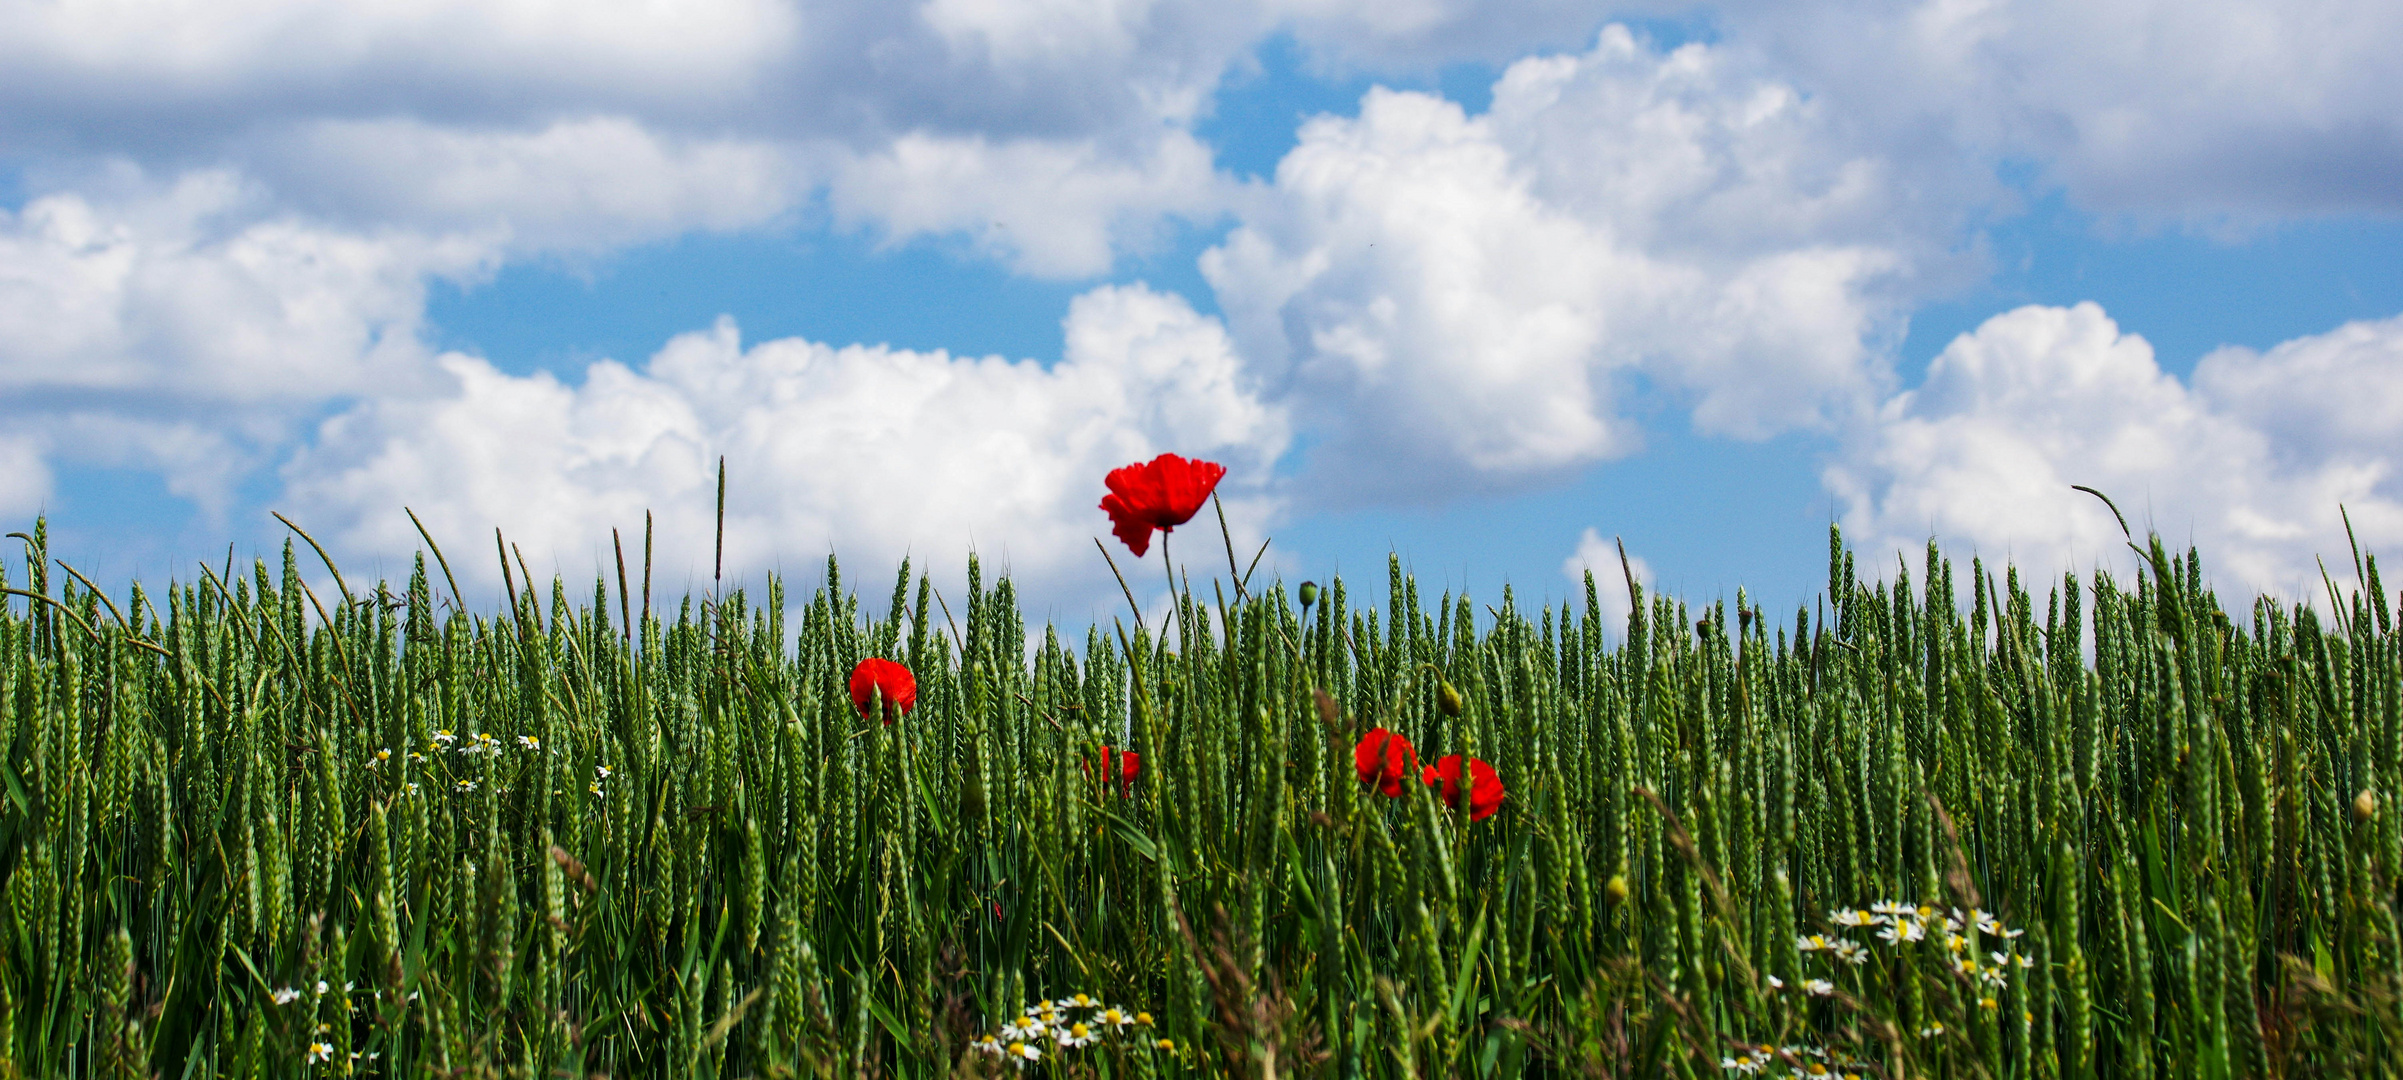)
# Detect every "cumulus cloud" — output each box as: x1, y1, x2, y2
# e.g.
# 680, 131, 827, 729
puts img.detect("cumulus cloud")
0, 434, 51, 520
1728, 0, 2403, 219
0, 172, 498, 515
0, 0, 792, 140
1828, 302, 2403, 603
279, 284, 1287, 611
0, 173, 479, 402
1205, 26, 1961, 503
240, 117, 804, 253
0, 2, 1464, 295
829, 129, 1226, 278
